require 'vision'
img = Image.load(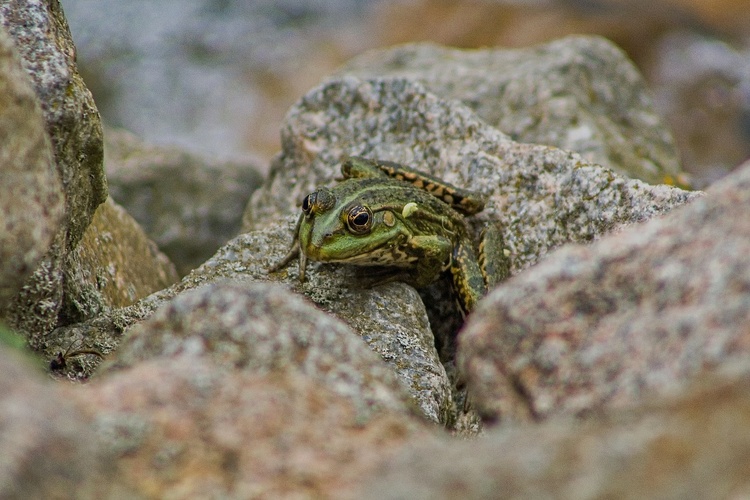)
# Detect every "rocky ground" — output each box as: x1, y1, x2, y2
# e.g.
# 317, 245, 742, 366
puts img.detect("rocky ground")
2, 1, 750, 498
